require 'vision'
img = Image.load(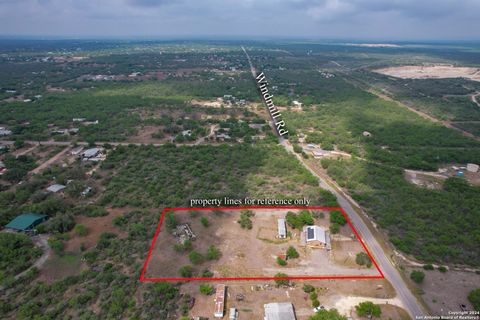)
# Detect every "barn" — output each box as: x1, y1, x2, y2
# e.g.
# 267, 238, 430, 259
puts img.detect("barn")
5, 213, 48, 232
